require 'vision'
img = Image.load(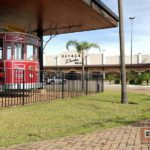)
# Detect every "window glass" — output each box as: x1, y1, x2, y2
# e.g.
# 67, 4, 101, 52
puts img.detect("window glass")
0, 39, 3, 59
34, 47, 38, 60
6, 43, 12, 60
27, 45, 33, 60
14, 43, 24, 60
